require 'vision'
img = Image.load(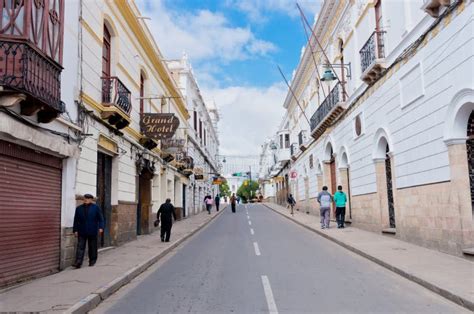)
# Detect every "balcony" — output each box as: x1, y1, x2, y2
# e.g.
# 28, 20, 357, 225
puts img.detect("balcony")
422, 0, 452, 18
310, 82, 347, 140
0, 0, 65, 123
101, 76, 132, 130
360, 31, 386, 85
275, 147, 290, 165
